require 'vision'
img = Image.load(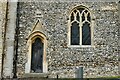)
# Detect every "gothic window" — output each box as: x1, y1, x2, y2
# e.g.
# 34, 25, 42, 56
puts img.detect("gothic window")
31, 38, 43, 73
69, 6, 92, 46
